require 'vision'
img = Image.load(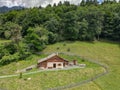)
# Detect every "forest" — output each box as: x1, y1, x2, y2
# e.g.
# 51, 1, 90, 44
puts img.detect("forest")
0, 1, 120, 66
